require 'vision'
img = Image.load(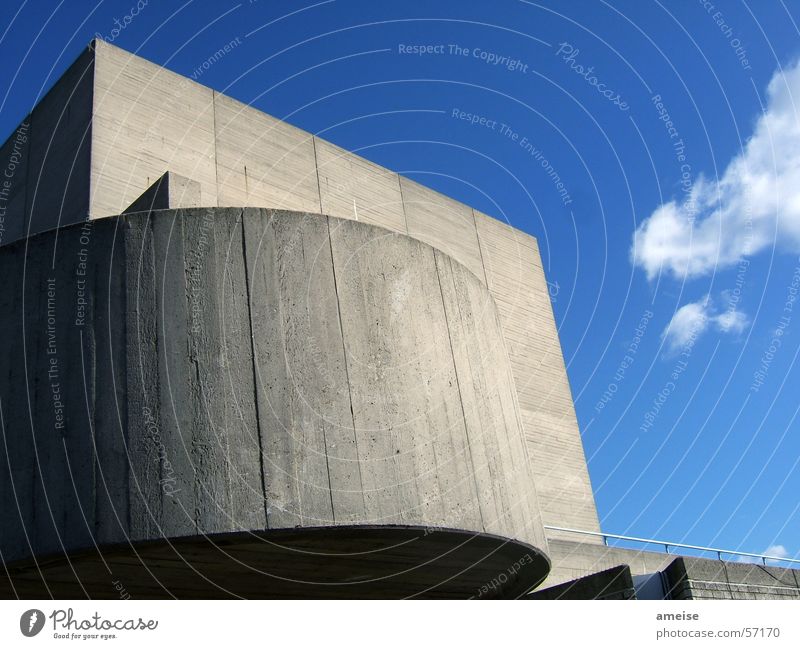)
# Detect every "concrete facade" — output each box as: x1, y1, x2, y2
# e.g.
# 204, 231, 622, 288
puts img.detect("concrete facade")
664, 557, 800, 600
0, 207, 550, 597
0, 39, 600, 543
542, 537, 677, 589
532, 557, 800, 600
